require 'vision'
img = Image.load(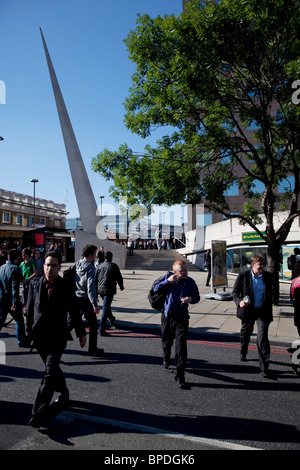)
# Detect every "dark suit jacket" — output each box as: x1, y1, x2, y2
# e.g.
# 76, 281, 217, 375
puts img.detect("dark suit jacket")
232, 269, 273, 323
95, 260, 124, 297
26, 274, 86, 349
